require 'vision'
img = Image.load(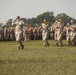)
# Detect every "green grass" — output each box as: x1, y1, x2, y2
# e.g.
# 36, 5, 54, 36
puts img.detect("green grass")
0, 40, 76, 75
